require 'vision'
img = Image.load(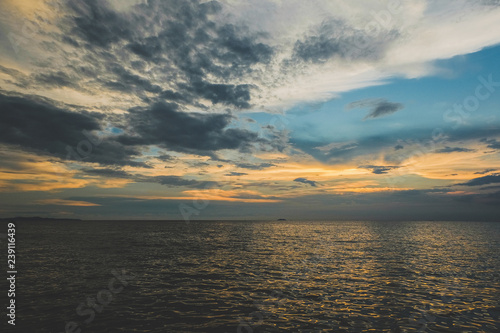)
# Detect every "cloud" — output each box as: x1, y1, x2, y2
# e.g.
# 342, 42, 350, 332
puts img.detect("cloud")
234, 162, 276, 170
294, 125, 500, 166
474, 169, 496, 175
4, 0, 500, 113
36, 199, 101, 207
65, 0, 134, 48
315, 142, 358, 154
481, 138, 500, 149
435, 146, 475, 153
58, 0, 273, 109
359, 165, 400, 174
457, 174, 500, 186
189, 82, 253, 109
294, 177, 317, 187
226, 172, 248, 176
150, 175, 218, 189
33, 71, 80, 89
118, 101, 269, 155
156, 154, 176, 161
0, 91, 147, 167
348, 98, 404, 120
82, 168, 132, 178
0, 65, 30, 88
82, 168, 221, 188
0, 91, 97, 150
291, 18, 395, 64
